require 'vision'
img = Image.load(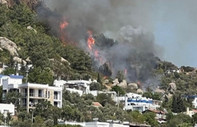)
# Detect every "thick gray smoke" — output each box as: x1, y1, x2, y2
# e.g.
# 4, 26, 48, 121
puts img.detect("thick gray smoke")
39, 0, 161, 83
94, 26, 159, 82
